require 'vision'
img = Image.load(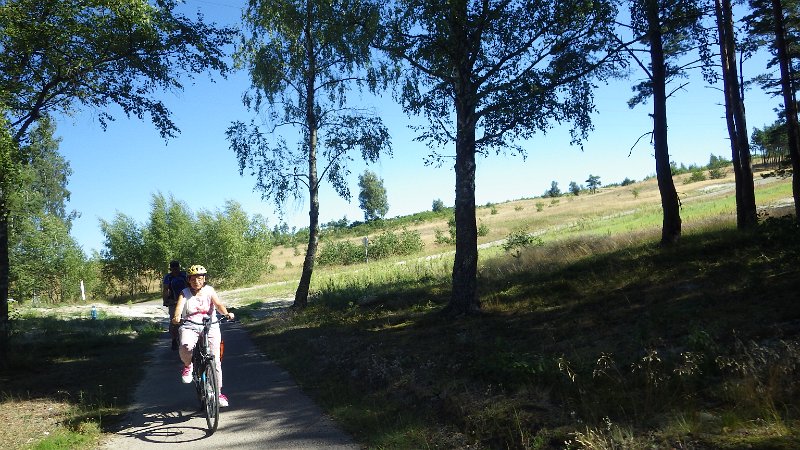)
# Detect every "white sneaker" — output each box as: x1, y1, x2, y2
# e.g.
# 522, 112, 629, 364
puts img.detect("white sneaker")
181, 364, 192, 383
219, 393, 229, 407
